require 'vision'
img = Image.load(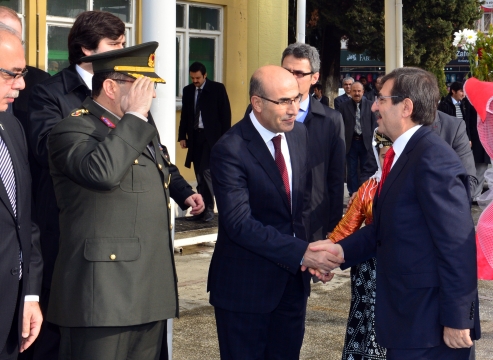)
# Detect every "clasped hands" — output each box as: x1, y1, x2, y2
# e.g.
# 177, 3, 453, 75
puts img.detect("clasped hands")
301, 240, 344, 283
